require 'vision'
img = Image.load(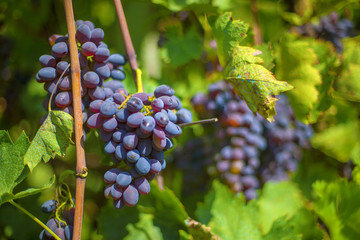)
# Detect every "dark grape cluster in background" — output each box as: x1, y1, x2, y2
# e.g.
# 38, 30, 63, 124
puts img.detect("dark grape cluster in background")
39, 199, 74, 240
296, 11, 356, 52
173, 81, 313, 200
36, 20, 127, 140
87, 84, 192, 209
